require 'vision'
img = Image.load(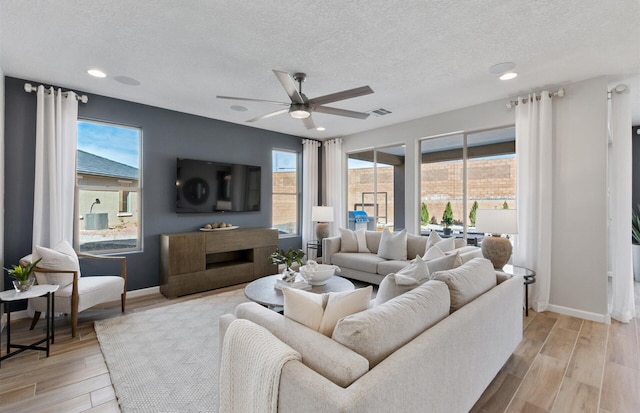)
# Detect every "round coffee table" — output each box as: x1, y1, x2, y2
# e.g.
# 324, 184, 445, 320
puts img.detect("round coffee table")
244, 274, 355, 309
